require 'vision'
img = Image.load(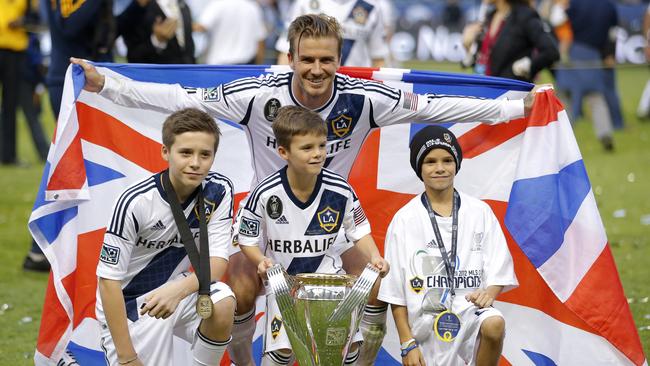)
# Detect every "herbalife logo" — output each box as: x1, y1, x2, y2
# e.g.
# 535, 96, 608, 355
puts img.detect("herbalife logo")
151, 220, 166, 231
275, 215, 289, 224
